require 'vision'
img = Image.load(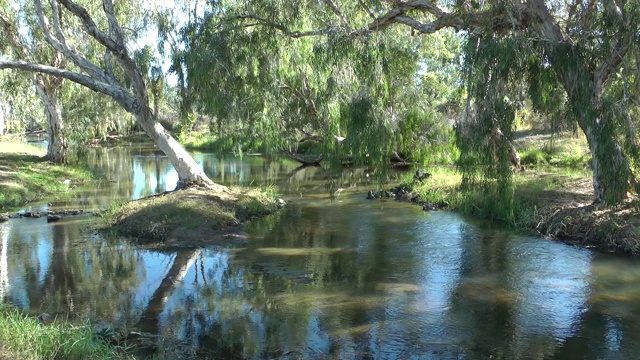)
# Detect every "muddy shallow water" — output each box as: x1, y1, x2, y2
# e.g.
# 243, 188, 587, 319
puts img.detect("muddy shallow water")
2, 145, 640, 359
